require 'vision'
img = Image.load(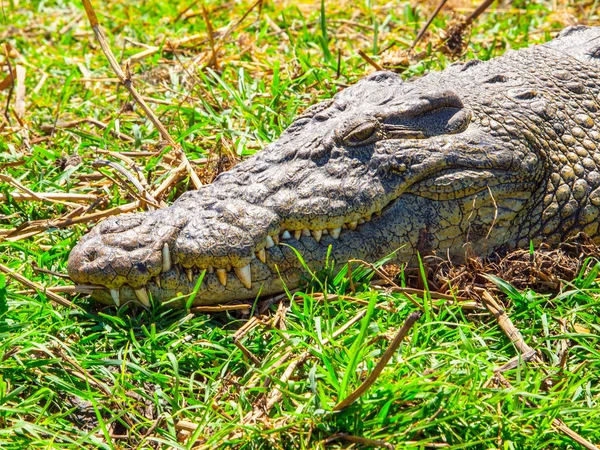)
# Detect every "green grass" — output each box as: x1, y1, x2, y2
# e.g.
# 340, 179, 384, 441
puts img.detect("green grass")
1, 0, 600, 448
